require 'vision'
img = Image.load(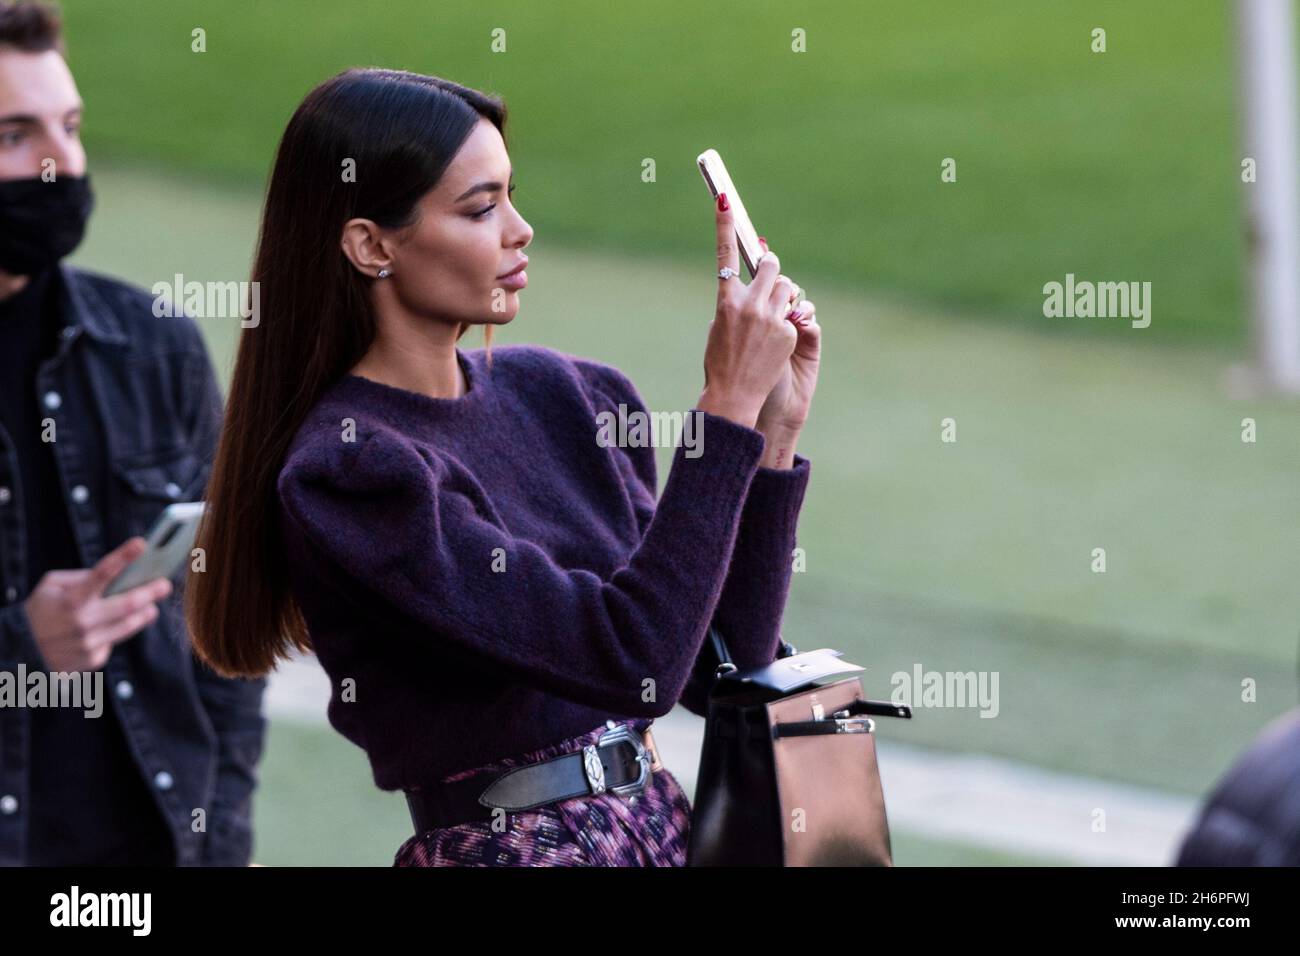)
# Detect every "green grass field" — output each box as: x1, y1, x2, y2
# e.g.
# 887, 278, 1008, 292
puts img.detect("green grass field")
258, 718, 1073, 866
53, 0, 1300, 864
62, 0, 1250, 343
72, 165, 1300, 867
